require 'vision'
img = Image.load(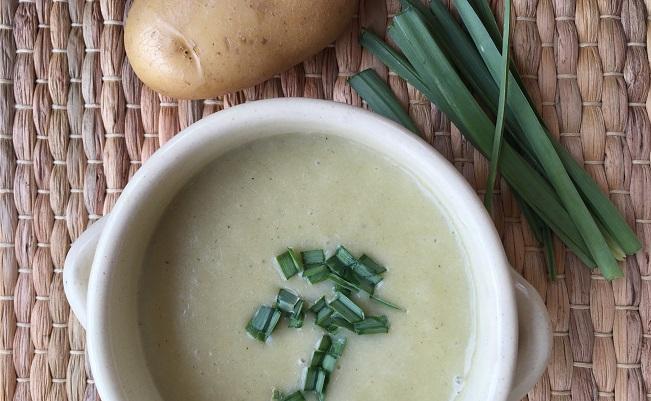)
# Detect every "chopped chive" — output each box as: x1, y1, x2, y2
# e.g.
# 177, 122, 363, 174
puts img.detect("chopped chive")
348, 272, 376, 295
302, 249, 325, 267
288, 310, 305, 328
329, 315, 354, 332
276, 248, 302, 279
329, 337, 347, 358
303, 367, 319, 391
310, 351, 326, 367
334, 284, 353, 298
246, 305, 282, 342
282, 391, 306, 401
334, 246, 358, 266
316, 335, 332, 352
370, 294, 404, 311
303, 264, 330, 284
276, 289, 301, 314
325, 255, 348, 277
304, 335, 347, 398
321, 353, 337, 373
329, 270, 375, 295
326, 273, 359, 293
315, 369, 328, 394
357, 254, 387, 275
310, 296, 328, 314
315, 306, 335, 327
328, 292, 365, 323
360, 272, 383, 286
276, 289, 306, 328
353, 315, 390, 335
